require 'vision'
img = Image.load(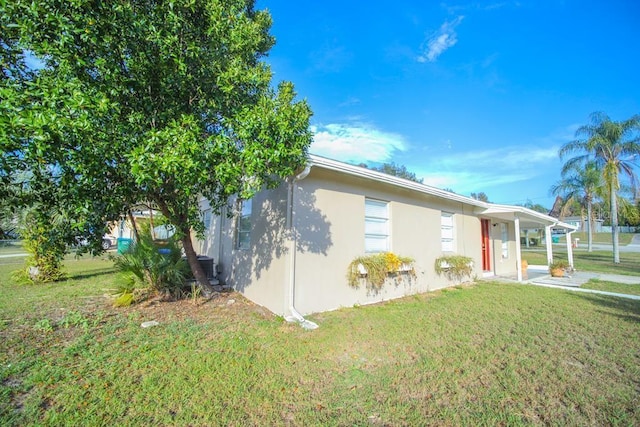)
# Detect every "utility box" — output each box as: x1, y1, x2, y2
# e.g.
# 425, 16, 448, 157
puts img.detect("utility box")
117, 238, 133, 254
